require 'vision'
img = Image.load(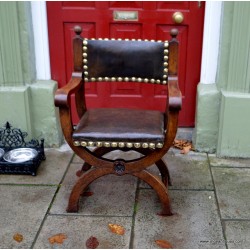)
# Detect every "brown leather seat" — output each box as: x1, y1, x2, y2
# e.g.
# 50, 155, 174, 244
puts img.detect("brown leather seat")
54, 25, 182, 216
73, 108, 165, 147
